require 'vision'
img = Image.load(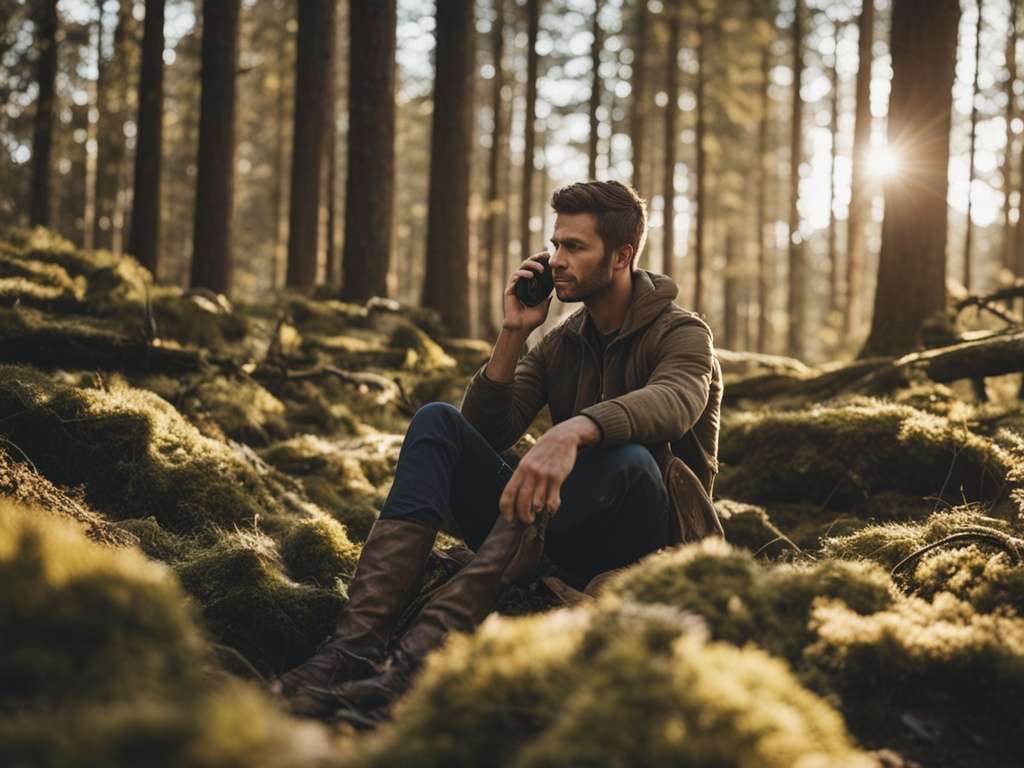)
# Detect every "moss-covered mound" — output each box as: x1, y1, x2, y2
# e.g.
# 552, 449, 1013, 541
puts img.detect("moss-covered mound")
0, 500, 341, 768
352, 602, 872, 768
606, 539, 894, 664
718, 399, 1014, 509
0, 364, 280, 533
